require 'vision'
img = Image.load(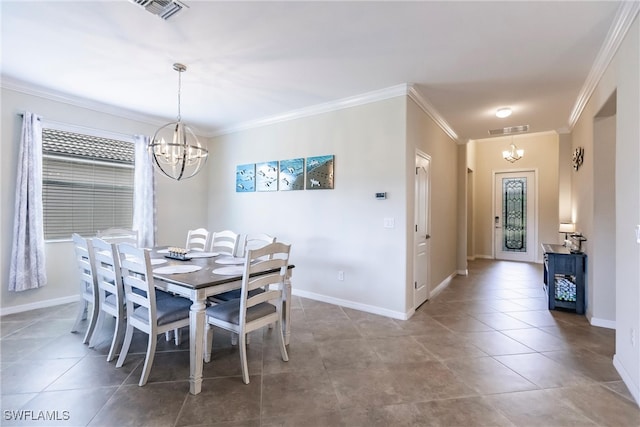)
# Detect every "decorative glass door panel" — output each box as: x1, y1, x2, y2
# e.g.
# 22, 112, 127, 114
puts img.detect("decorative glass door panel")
502, 177, 526, 252
494, 171, 536, 262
